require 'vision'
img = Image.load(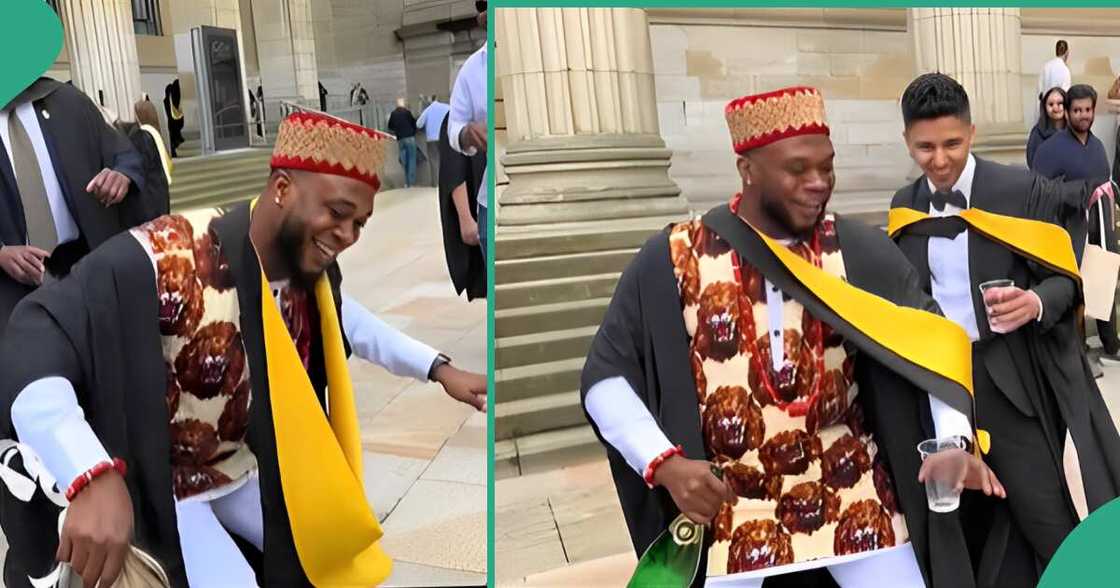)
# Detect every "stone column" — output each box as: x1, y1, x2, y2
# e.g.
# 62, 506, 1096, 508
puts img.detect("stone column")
909, 8, 1024, 161
496, 7, 687, 226
57, 0, 143, 121
251, 0, 320, 107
